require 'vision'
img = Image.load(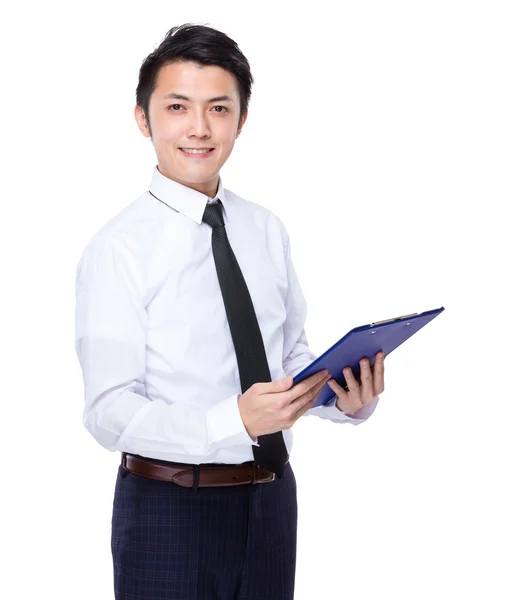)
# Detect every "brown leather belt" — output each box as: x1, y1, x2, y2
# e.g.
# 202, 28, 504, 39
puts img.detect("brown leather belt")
121, 452, 289, 488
